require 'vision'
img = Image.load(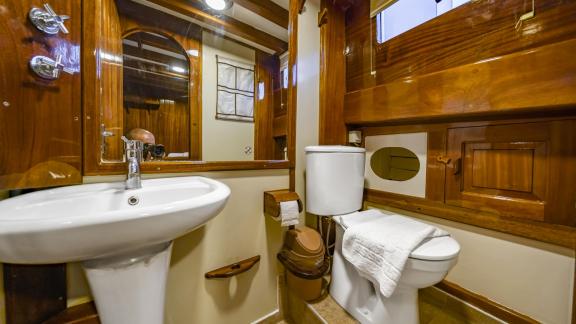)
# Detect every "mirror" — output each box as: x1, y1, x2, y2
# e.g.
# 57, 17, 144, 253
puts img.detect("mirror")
370, 147, 420, 181
95, 0, 290, 167
122, 31, 192, 161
